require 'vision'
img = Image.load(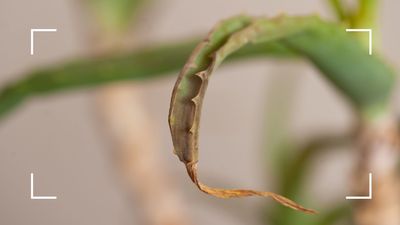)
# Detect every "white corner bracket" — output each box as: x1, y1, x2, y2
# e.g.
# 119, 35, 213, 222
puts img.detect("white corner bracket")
345, 29, 372, 55
345, 172, 372, 200
30, 173, 57, 200
30, 28, 57, 55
